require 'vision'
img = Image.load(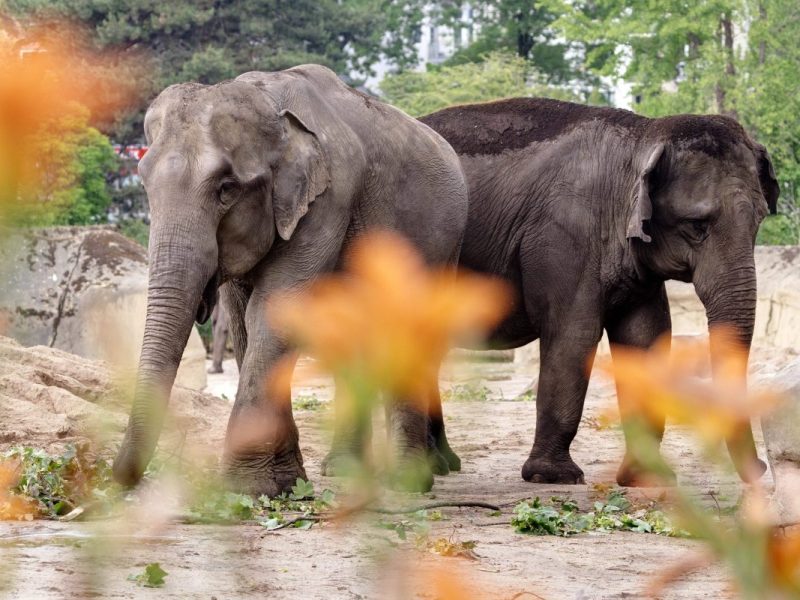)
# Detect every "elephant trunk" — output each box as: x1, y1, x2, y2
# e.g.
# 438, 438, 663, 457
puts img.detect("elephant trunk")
693, 251, 766, 482
113, 219, 218, 486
